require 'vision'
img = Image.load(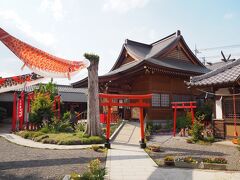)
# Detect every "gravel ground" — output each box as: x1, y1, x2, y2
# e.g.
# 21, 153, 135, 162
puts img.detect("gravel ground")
147, 135, 240, 171
0, 137, 106, 180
